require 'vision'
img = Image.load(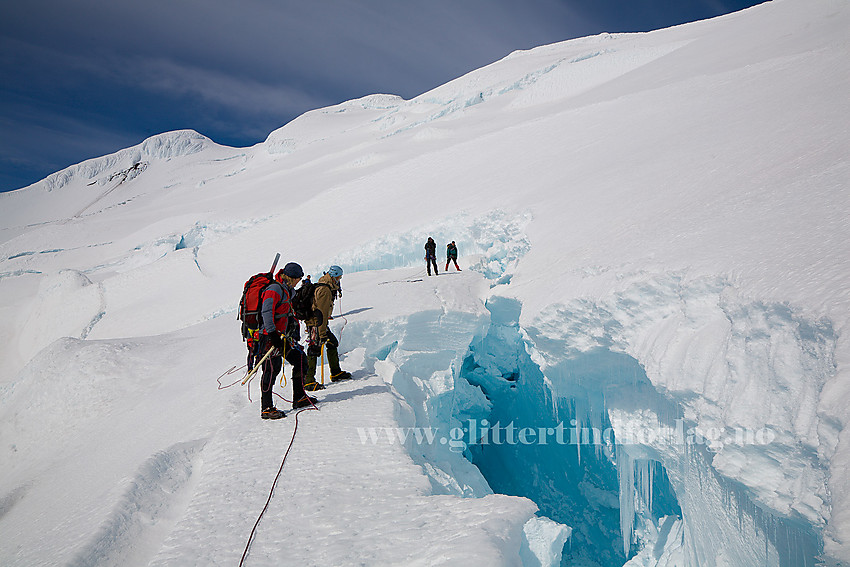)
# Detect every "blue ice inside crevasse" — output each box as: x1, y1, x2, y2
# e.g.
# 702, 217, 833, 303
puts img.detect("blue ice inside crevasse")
458, 295, 821, 567
174, 225, 206, 250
